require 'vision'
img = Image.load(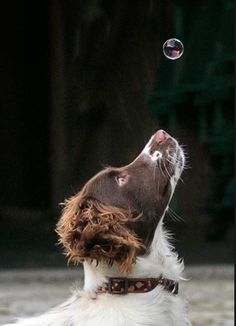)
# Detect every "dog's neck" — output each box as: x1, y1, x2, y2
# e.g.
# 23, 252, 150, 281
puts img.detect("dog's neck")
82, 217, 184, 293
